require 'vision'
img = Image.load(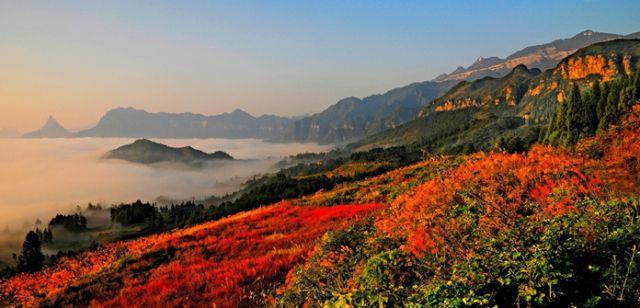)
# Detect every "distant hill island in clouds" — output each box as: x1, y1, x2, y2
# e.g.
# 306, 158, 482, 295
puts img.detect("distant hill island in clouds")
22, 30, 640, 144
104, 139, 233, 166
